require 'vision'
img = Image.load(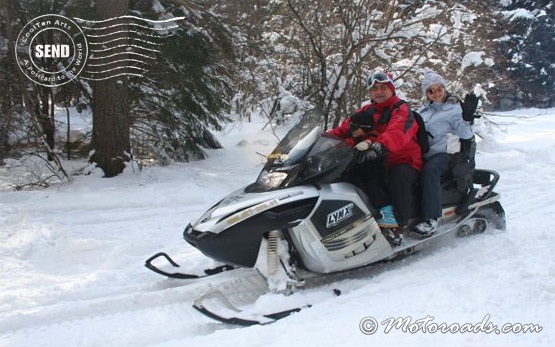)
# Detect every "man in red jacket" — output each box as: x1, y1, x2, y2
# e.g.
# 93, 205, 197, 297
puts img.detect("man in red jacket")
328, 72, 422, 246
